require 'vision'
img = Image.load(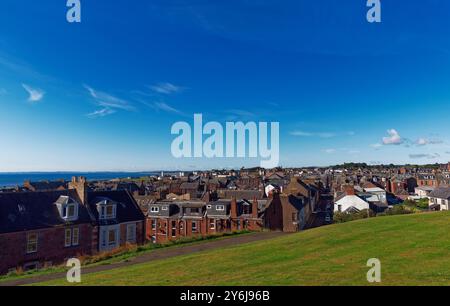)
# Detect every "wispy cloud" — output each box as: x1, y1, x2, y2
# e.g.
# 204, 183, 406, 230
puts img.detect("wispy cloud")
84, 85, 135, 118
323, 149, 336, 154
149, 82, 184, 95
290, 130, 336, 138
382, 129, 404, 145
415, 137, 443, 146
370, 143, 383, 149
409, 153, 441, 159
86, 108, 116, 119
150, 101, 183, 115
22, 84, 45, 102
